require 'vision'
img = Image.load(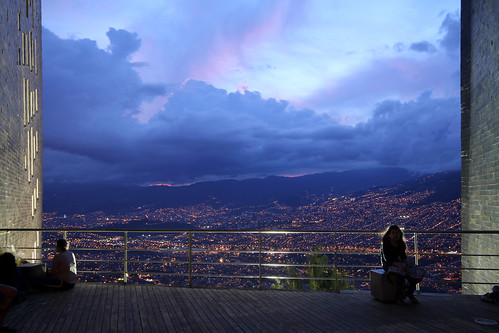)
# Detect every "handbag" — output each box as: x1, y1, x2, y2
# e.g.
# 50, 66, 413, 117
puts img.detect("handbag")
388, 264, 407, 276
388, 263, 425, 281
